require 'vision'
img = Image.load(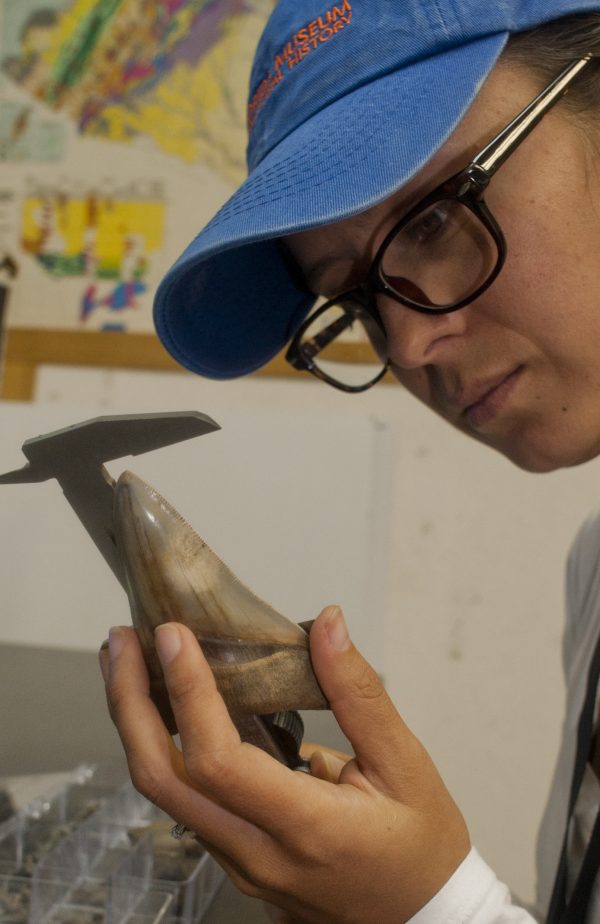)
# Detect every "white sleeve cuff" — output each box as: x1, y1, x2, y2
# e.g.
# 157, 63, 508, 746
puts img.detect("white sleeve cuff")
407, 847, 538, 924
